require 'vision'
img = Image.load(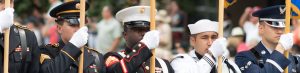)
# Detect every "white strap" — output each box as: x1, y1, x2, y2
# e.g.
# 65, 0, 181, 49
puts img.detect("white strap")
156, 58, 169, 73
266, 59, 284, 72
